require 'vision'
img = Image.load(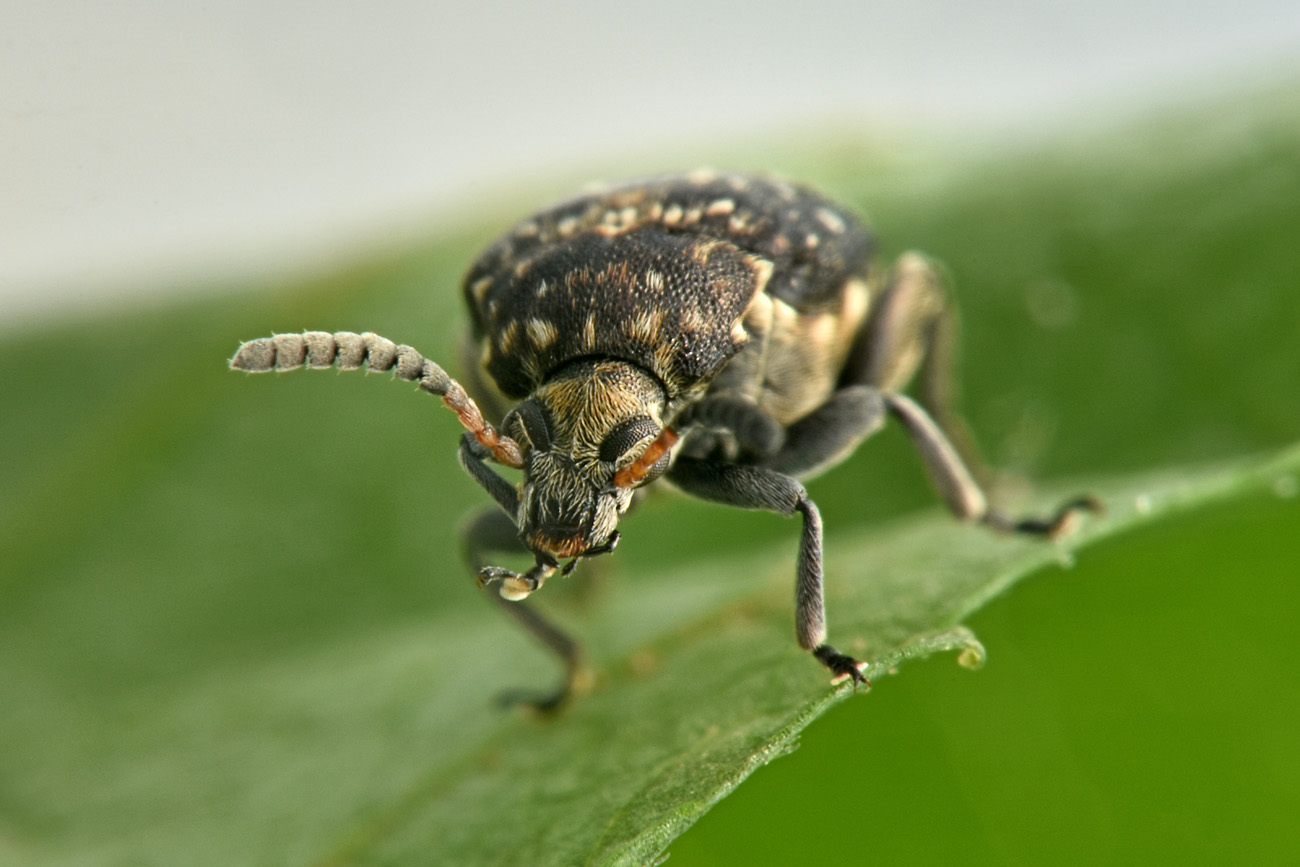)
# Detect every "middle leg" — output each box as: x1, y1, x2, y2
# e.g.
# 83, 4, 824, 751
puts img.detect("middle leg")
666, 458, 870, 687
